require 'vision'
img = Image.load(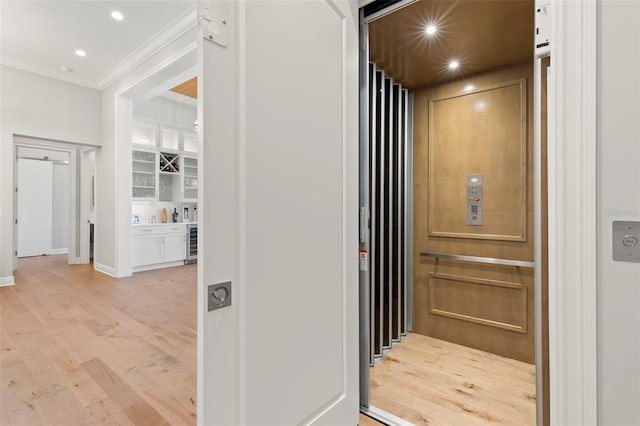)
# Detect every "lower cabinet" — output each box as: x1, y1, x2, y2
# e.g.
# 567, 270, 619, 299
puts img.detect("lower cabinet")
132, 225, 186, 271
